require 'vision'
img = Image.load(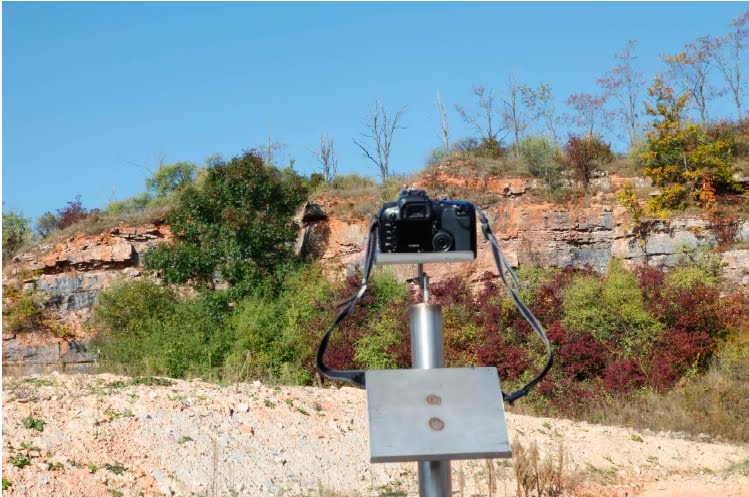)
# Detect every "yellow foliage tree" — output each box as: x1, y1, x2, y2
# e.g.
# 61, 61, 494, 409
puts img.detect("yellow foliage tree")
640, 77, 739, 212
